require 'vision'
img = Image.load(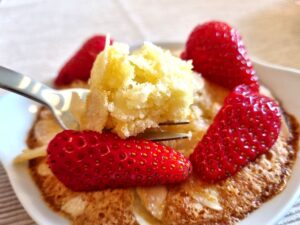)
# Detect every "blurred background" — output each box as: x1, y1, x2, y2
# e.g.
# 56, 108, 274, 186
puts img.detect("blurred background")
0, 0, 299, 82
0, 0, 300, 224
